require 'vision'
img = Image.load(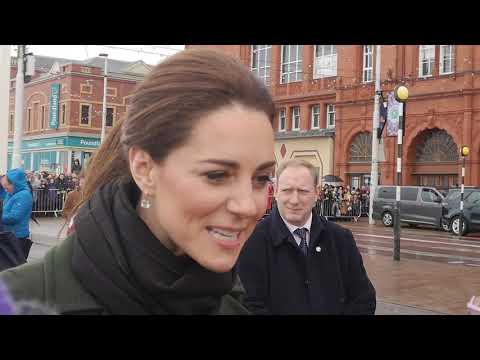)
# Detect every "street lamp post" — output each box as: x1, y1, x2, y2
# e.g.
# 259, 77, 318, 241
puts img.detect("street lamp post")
12, 45, 25, 169
99, 53, 108, 143
459, 145, 470, 237
393, 84, 409, 261
369, 45, 382, 225
0, 45, 11, 174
